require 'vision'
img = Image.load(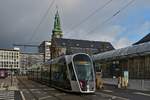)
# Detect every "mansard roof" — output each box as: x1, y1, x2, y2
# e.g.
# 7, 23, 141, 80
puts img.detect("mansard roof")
52, 38, 114, 50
